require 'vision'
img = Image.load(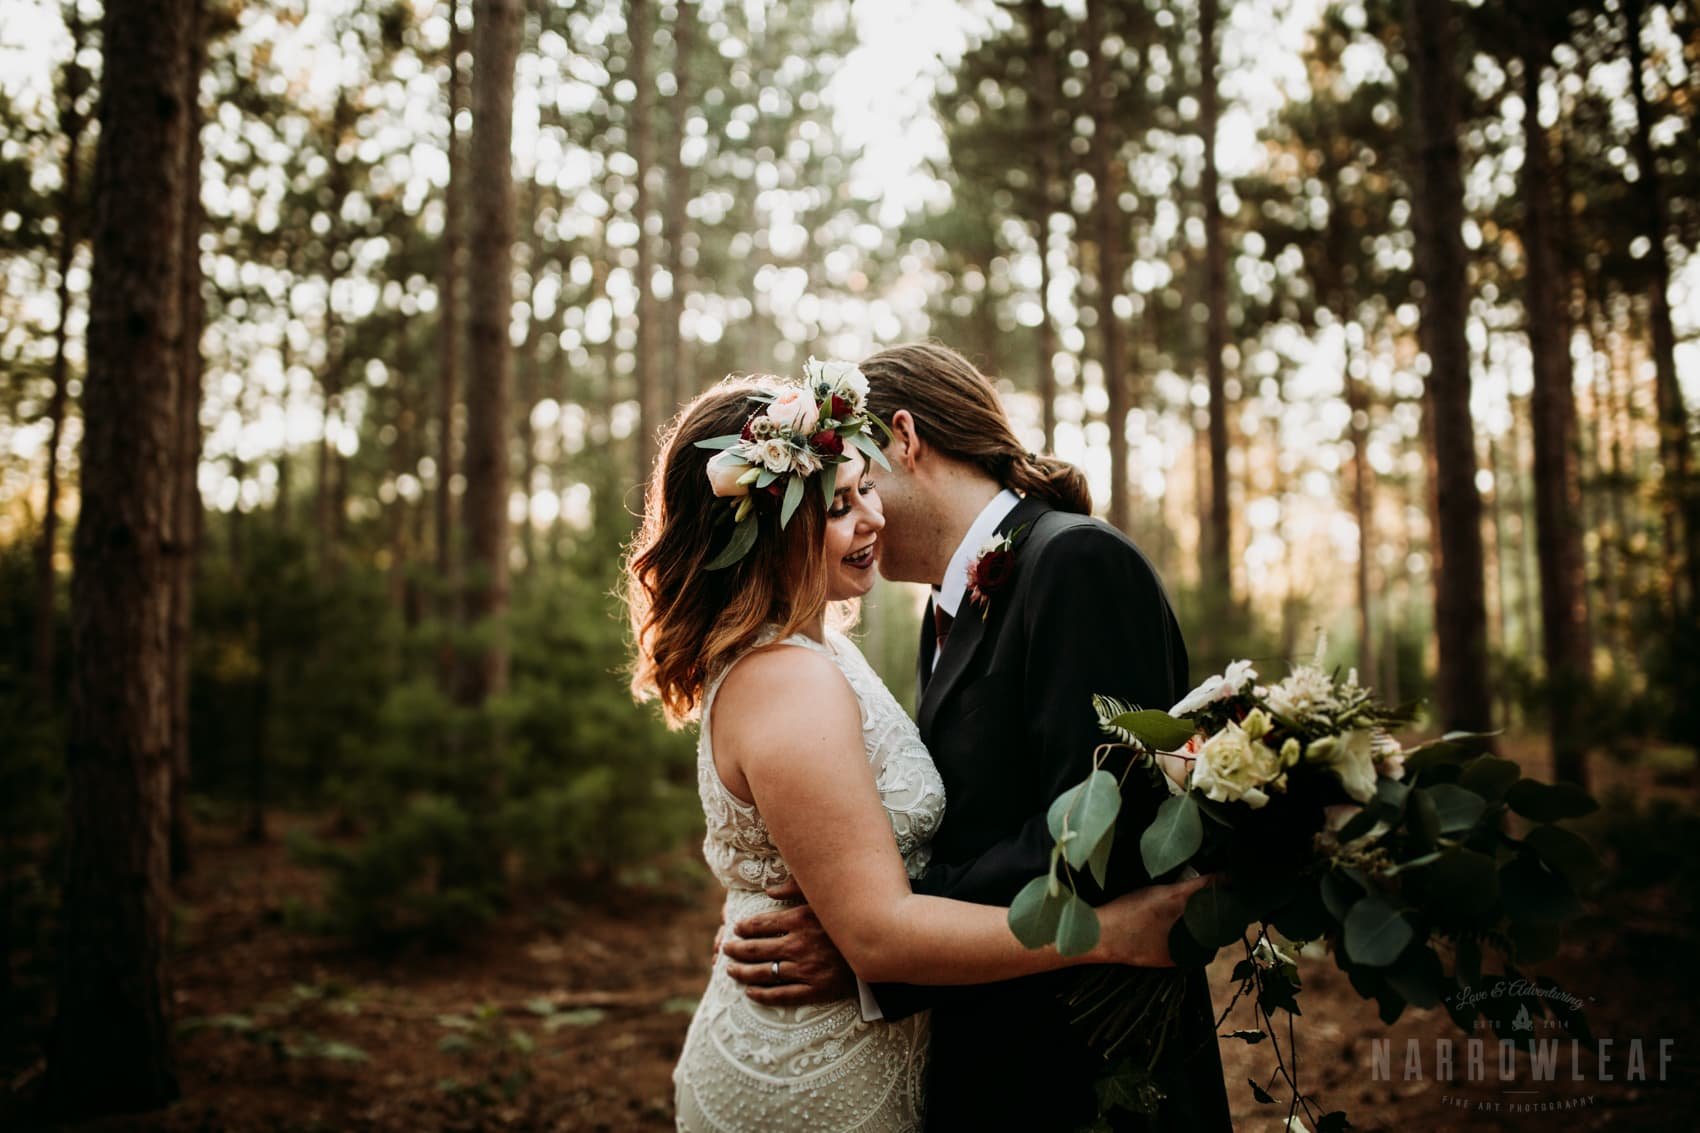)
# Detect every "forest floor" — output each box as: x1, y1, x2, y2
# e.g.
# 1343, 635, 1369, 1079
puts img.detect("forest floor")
6, 739, 1700, 1133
